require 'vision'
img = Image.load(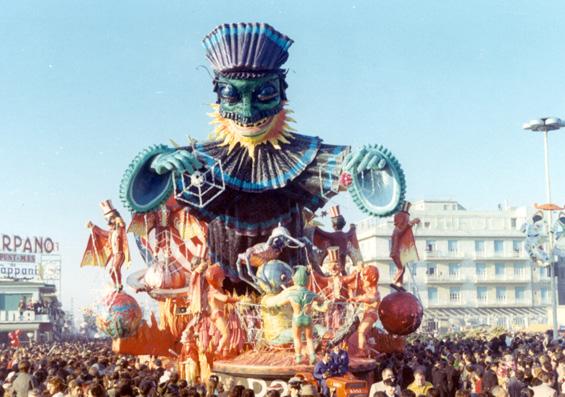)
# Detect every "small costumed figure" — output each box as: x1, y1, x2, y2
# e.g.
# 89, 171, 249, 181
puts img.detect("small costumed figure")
389, 201, 420, 291
350, 265, 380, 356
311, 247, 359, 331
178, 324, 200, 383
263, 266, 329, 364
82, 200, 130, 291
205, 264, 240, 358
311, 206, 363, 275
